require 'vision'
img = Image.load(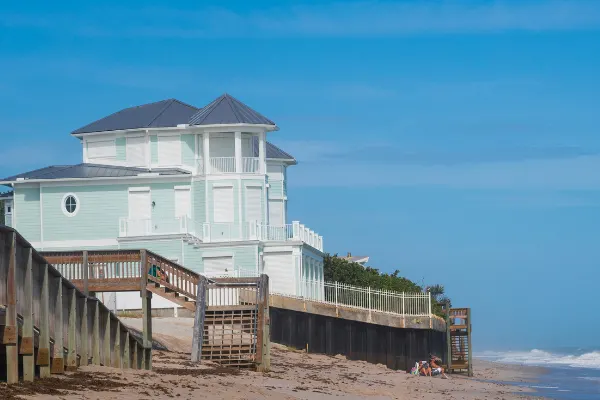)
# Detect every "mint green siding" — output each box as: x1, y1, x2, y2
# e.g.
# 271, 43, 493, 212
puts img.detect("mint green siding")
41, 181, 189, 241
182, 135, 195, 167
116, 137, 126, 161
42, 184, 126, 241
192, 180, 206, 224
120, 238, 183, 261
268, 180, 284, 199
150, 135, 158, 163
207, 180, 239, 223
283, 166, 287, 197
14, 186, 41, 242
